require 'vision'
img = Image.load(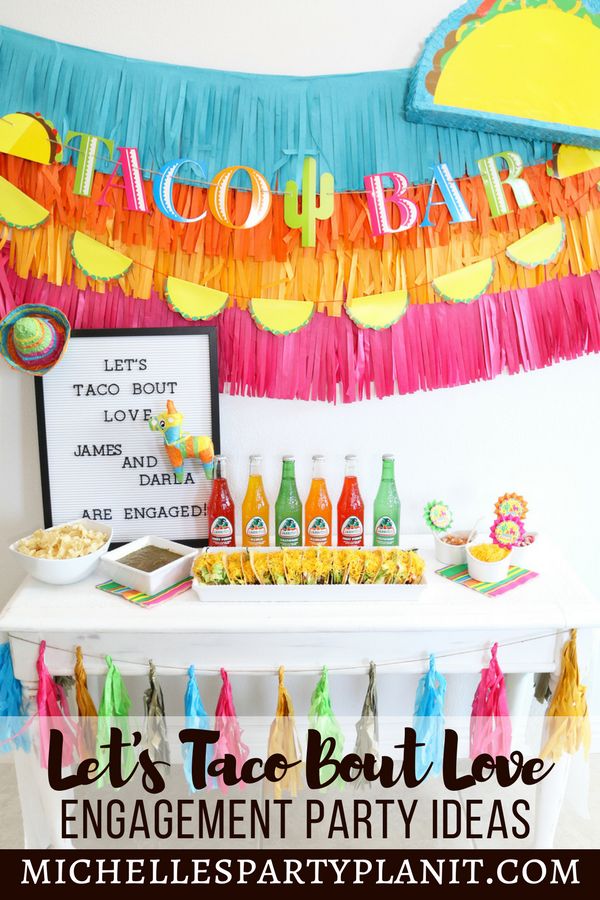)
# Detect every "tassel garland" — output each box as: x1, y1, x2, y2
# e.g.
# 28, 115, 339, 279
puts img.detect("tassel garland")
413, 654, 447, 778
308, 666, 345, 788
541, 630, 591, 762
183, 665, 212, 793
0, 642, 29, 752
266, 666, 303, 798
143, 661, 170, 767
212, 668, 249, 795
96, 655, 134, 786
352, 662, 380, 789
36, 640, 78, 769
74, 645, 98, 760
470, 643, 511, 760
